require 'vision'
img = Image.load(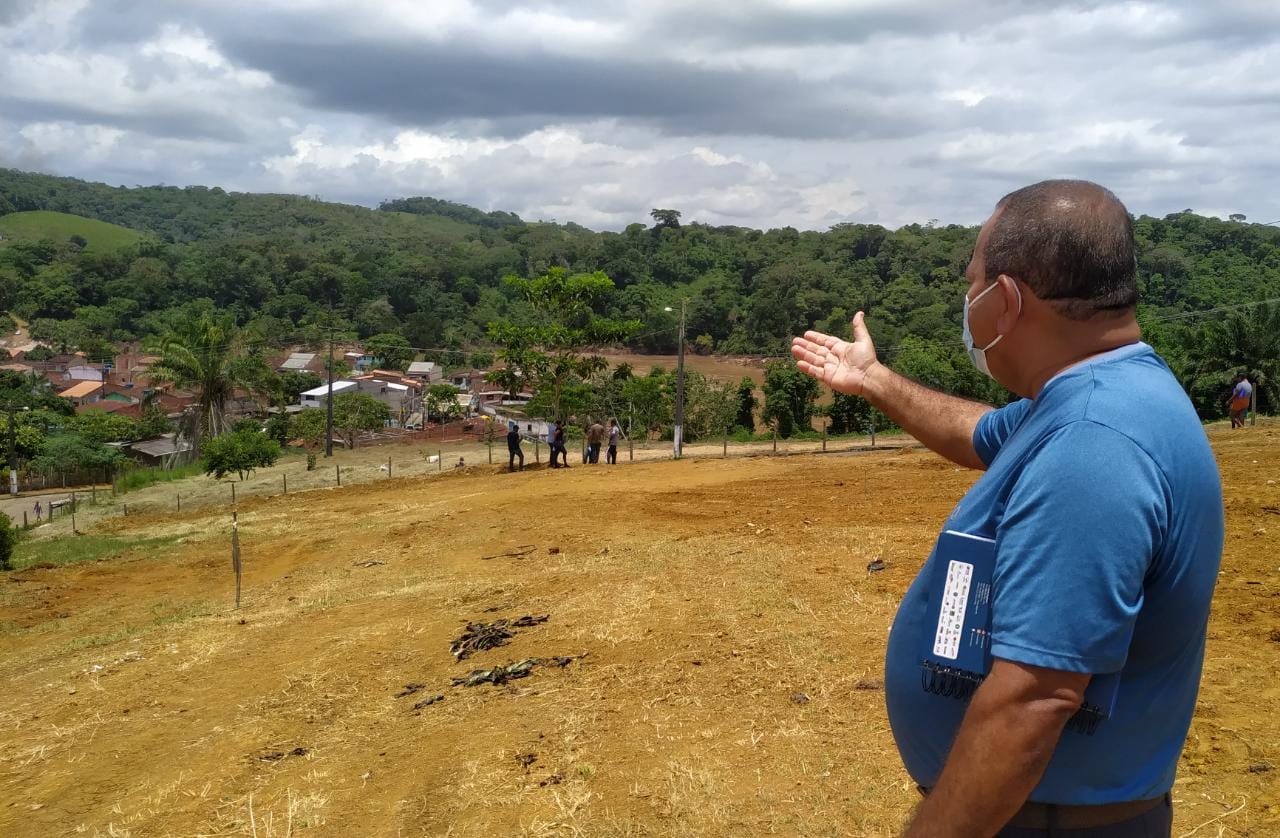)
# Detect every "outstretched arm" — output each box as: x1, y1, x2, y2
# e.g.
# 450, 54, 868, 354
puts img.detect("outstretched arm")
791, 312, 992, 470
